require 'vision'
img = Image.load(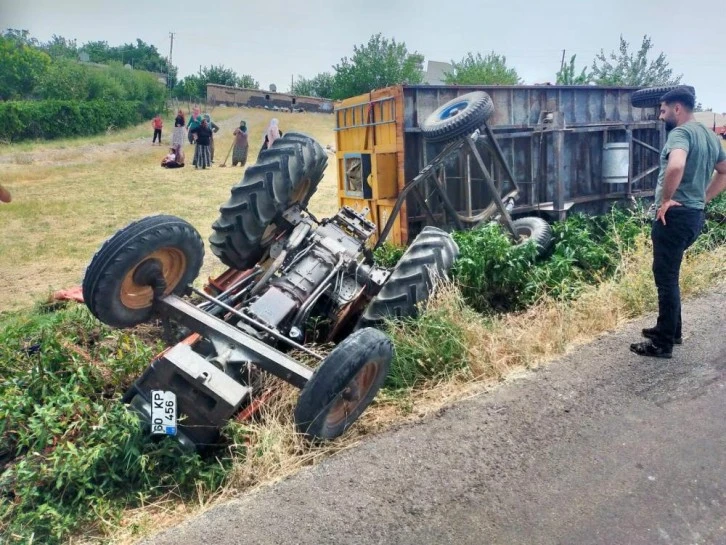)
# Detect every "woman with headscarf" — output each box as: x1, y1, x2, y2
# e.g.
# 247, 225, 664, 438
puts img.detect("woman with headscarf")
258, 118, 283, 159
191, 119, 213, 169
171, 109, 186, 149
186, 106, 203, 144
232, 120, 249, 167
